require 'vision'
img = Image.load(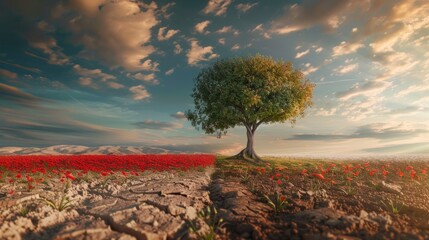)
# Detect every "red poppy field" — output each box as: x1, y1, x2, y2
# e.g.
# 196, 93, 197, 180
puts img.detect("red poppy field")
0, 154, 215, 196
